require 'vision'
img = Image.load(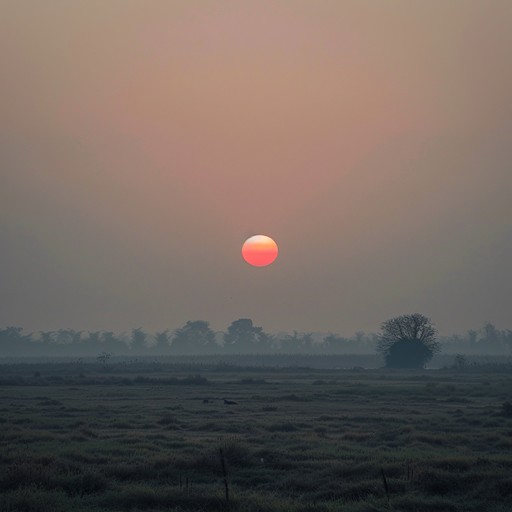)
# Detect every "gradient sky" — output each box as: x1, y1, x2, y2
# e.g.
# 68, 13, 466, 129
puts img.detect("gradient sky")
1, 1, 511, 336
